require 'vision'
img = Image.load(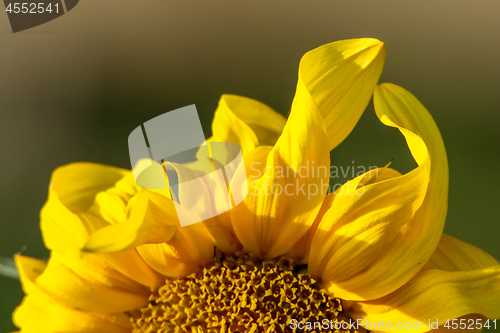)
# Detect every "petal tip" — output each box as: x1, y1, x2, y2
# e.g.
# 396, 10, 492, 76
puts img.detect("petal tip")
360, 37, 385, 48
357, 38, 386, 68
